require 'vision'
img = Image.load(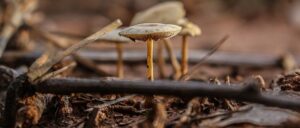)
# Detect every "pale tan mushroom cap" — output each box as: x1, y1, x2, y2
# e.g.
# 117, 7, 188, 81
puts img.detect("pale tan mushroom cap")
131, 1, 185, 25
98, 28, 132, 43
119, 23, 182, 41
178, 20, 201, 37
